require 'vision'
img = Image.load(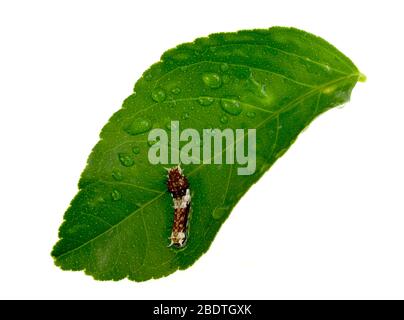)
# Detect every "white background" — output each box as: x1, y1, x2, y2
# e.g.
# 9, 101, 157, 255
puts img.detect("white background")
0, 0, 403, 300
